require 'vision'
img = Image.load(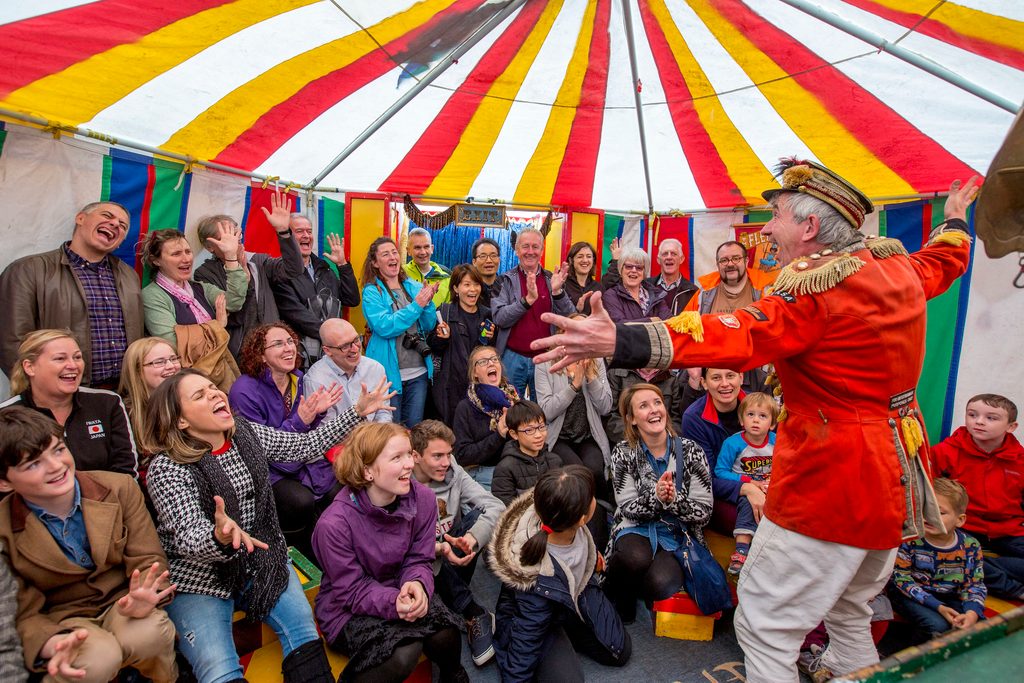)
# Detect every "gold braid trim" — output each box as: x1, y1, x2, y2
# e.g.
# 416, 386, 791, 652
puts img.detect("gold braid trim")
929, 231, 972, 248
902, 415, 925, 458
777, 405, 788, 424
866, 237, 908, 259
773, 254, 865, 295
664, 311, 704, 342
